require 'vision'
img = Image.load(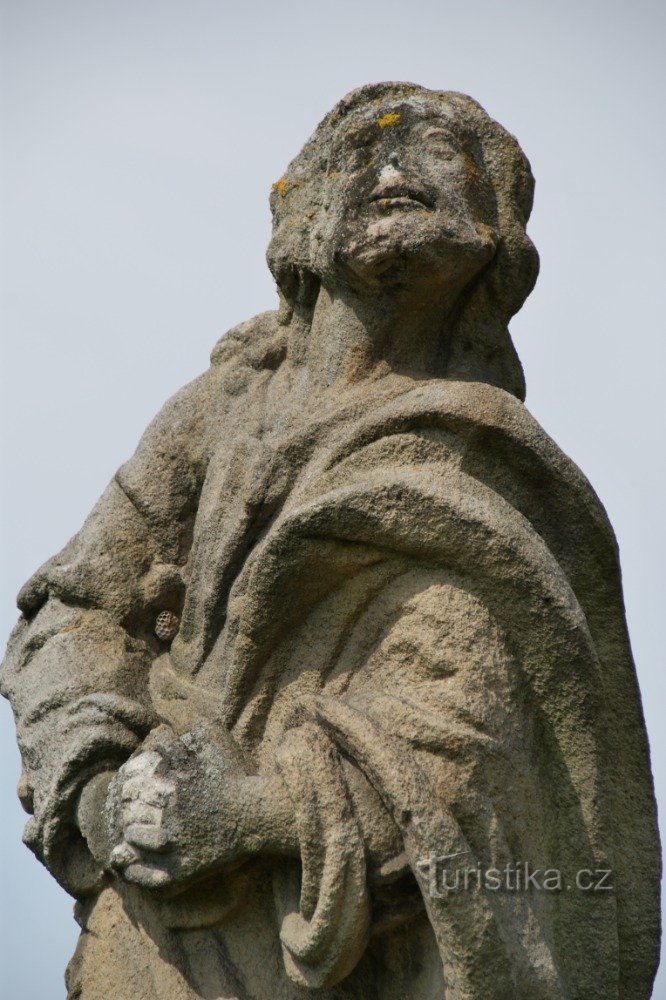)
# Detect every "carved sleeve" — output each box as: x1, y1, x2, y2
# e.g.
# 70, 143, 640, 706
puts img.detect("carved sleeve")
1, 368, 214, 894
